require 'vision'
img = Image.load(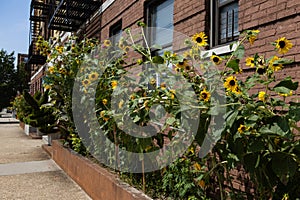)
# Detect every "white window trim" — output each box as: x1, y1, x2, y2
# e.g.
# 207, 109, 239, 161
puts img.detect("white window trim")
201, 42, 239, 57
